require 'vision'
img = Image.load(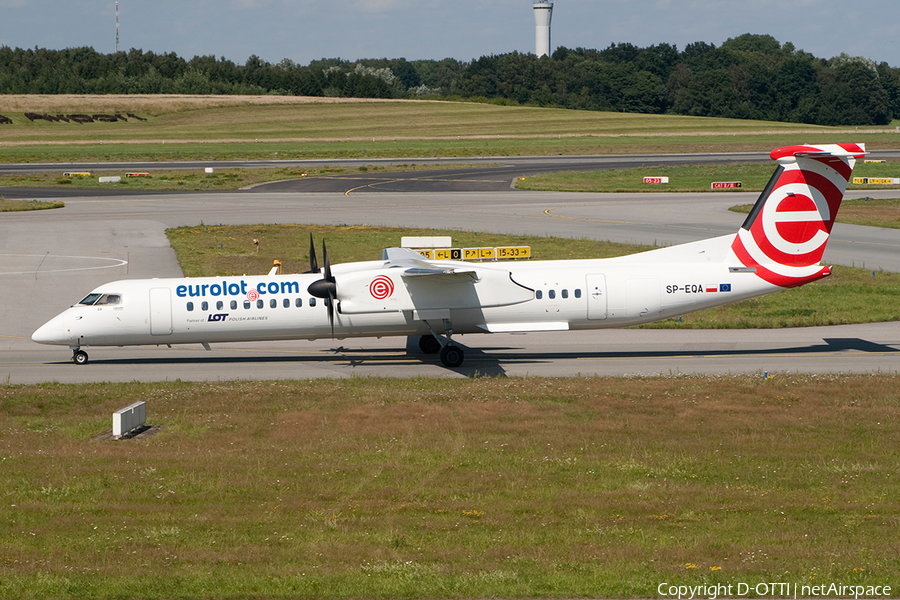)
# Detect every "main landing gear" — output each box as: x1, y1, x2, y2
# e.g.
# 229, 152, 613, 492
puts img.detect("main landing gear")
420, 319, 465, 368
72, 348, 89, 365
418, 334, 441, 355
438, 344, 464, 368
